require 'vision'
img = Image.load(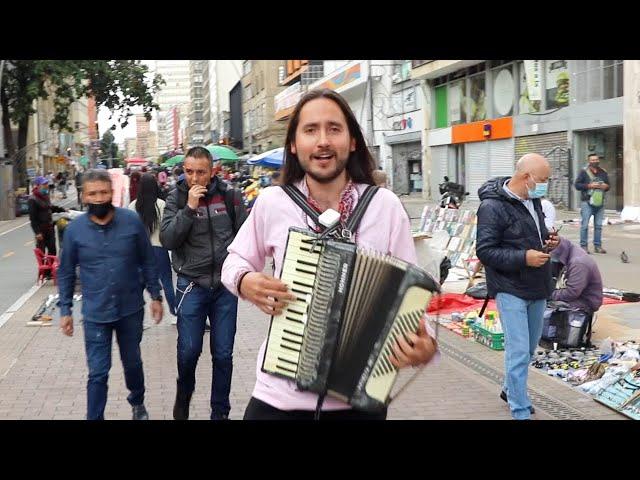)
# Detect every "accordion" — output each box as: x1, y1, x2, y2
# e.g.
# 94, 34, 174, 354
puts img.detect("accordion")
262, 227, 440, 412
